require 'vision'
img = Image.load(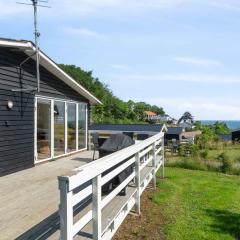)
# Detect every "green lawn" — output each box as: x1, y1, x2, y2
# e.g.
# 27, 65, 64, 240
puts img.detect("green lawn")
153, 167, 240, 240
